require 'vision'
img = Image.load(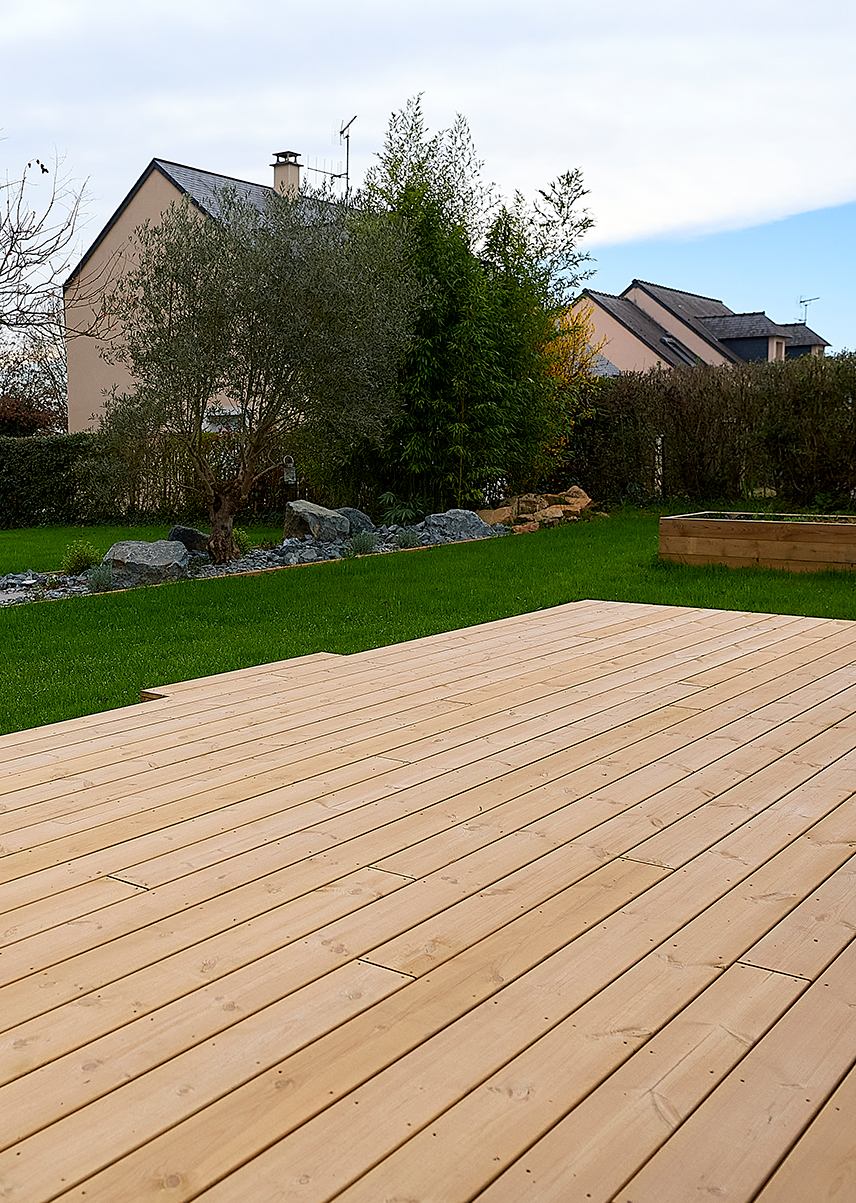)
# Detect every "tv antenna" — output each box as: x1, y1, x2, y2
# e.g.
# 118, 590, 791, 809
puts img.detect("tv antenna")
305, 116, 357, 197
339, 115, 357, 199
305, 158, 346, 187
800, 295, 819, 324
